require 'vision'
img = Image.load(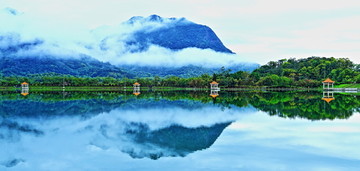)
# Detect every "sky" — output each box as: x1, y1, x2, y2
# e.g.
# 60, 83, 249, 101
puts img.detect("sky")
1, 0, 360, 65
